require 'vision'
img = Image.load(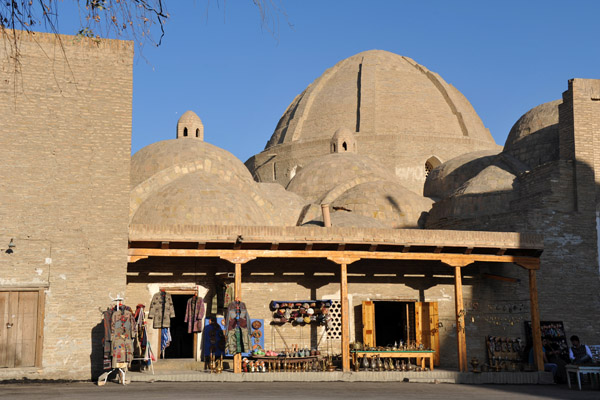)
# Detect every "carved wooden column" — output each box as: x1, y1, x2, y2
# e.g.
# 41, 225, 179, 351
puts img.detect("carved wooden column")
442, 258, 472, 372
327, 256, 360, 372
221, 256, 256, 373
